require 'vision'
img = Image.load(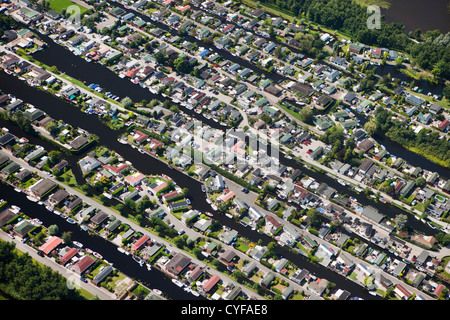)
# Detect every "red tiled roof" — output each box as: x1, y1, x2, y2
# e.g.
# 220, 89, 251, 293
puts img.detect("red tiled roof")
60, 248, 78, 265
73, 255, 95, 274
39, 236, 62, 255
132, 235, 149, 251
126, 68, 138, 77
203, 275, 220, 292
162, 190, 179, 200
438, 119, 449, 129
265, 215, 282, 228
